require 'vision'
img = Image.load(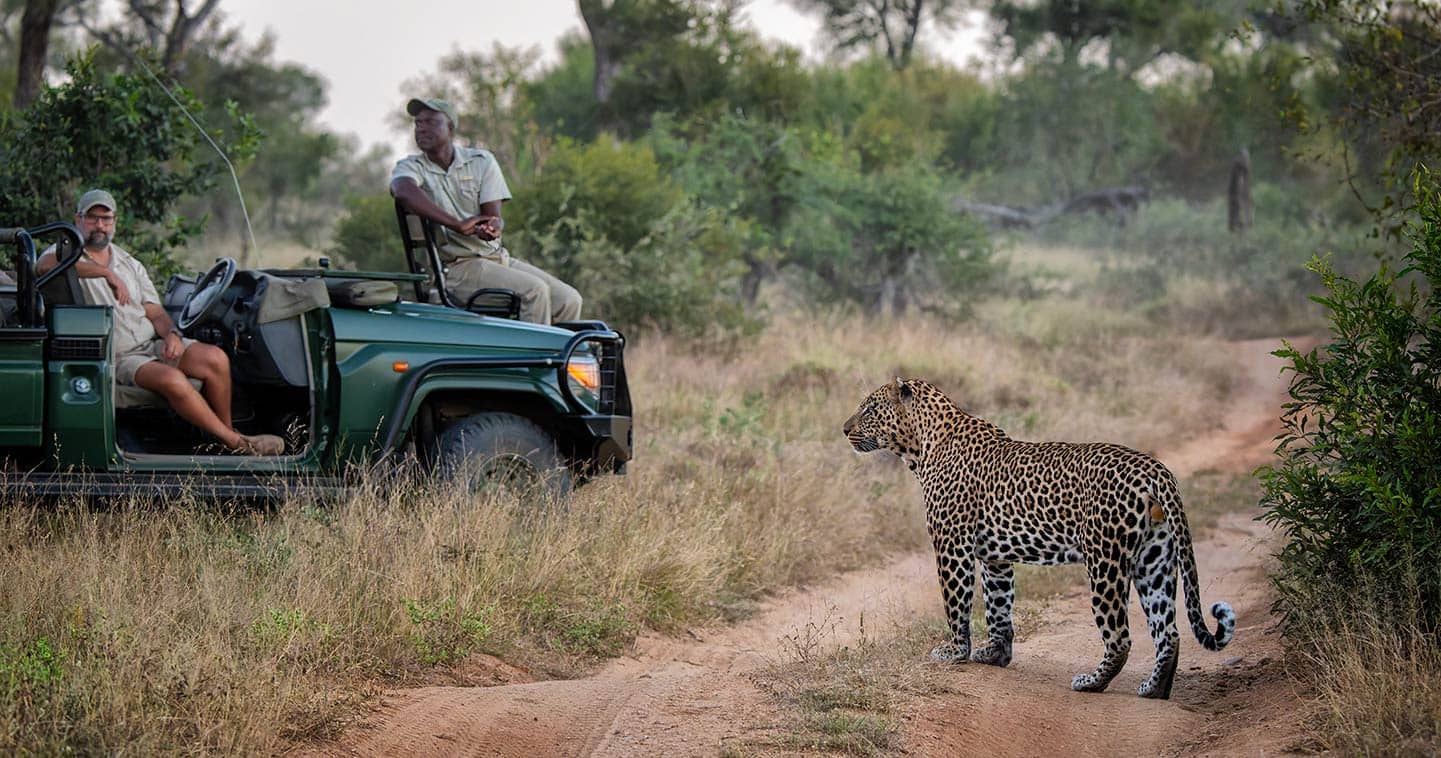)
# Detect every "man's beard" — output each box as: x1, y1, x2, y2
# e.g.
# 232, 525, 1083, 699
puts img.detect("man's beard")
85, 230, 111, 250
